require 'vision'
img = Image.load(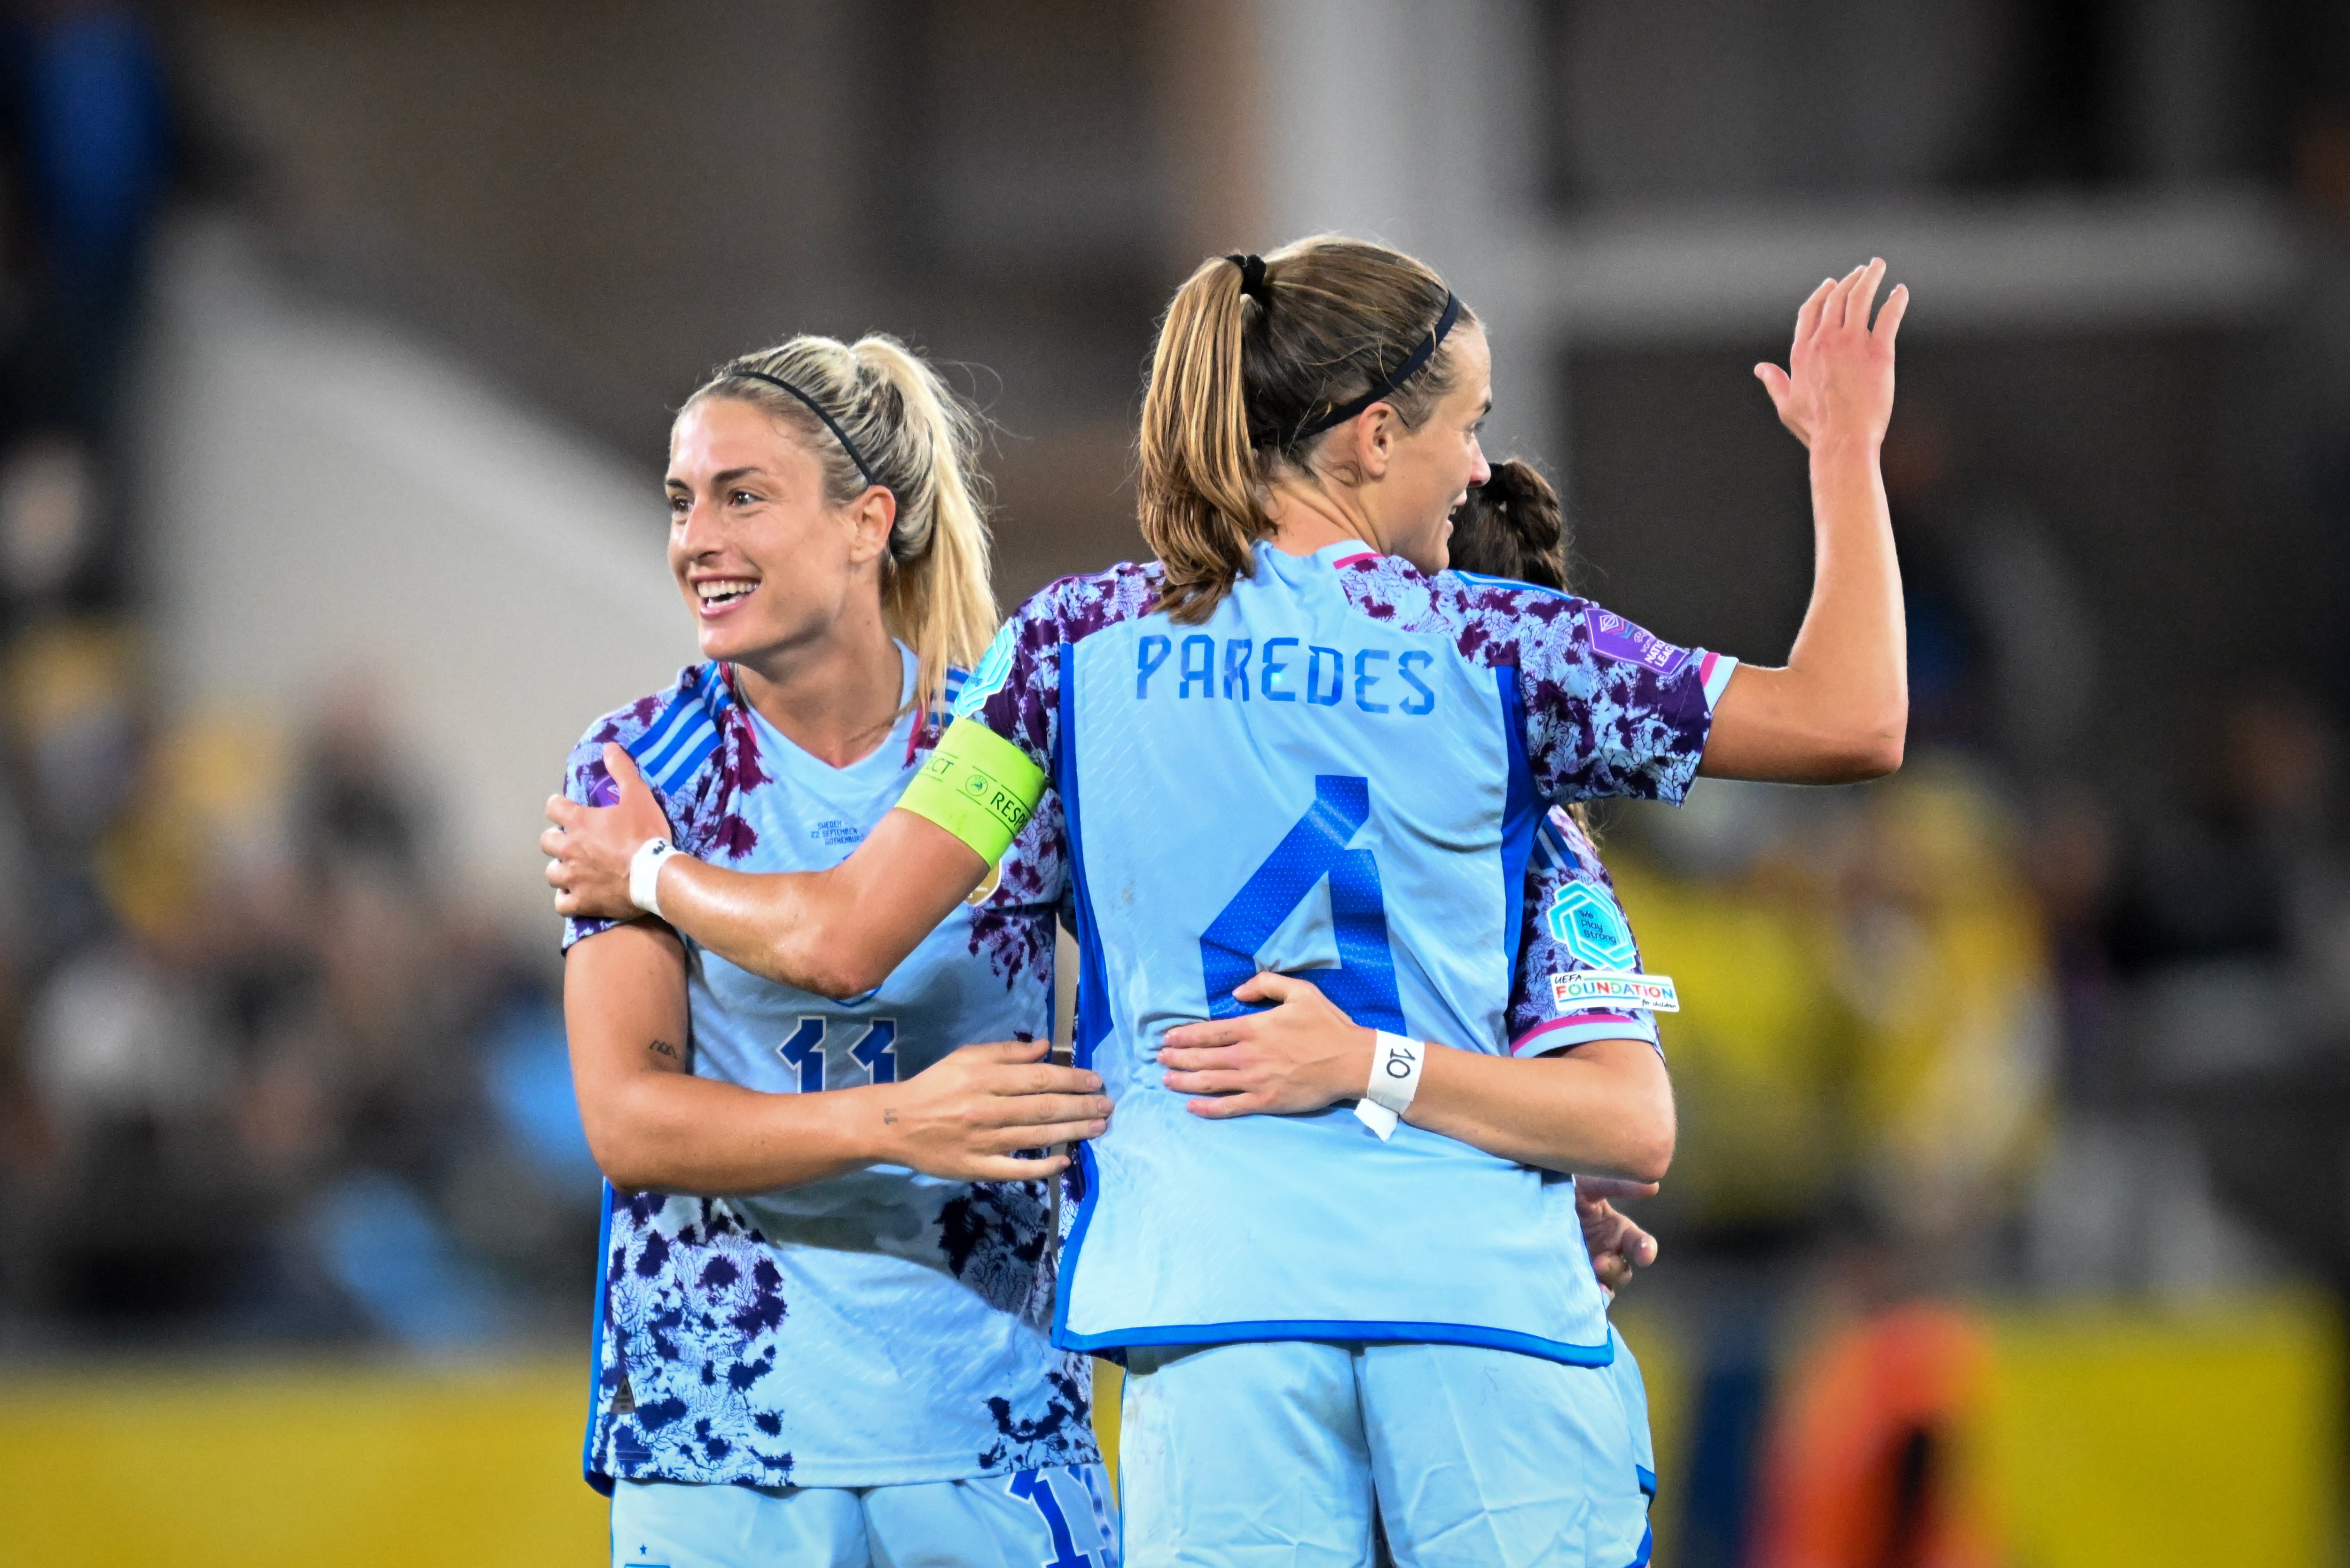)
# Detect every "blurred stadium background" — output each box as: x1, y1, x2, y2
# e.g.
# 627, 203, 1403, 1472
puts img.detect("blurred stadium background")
0, 1, 2347, 1563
